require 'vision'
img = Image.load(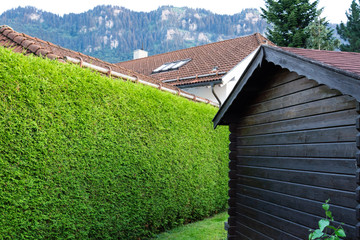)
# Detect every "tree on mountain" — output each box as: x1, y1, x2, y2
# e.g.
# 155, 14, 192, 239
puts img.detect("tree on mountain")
261, 0, 319, 47
336, 0, 360, 52
305, 10, 340, 50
